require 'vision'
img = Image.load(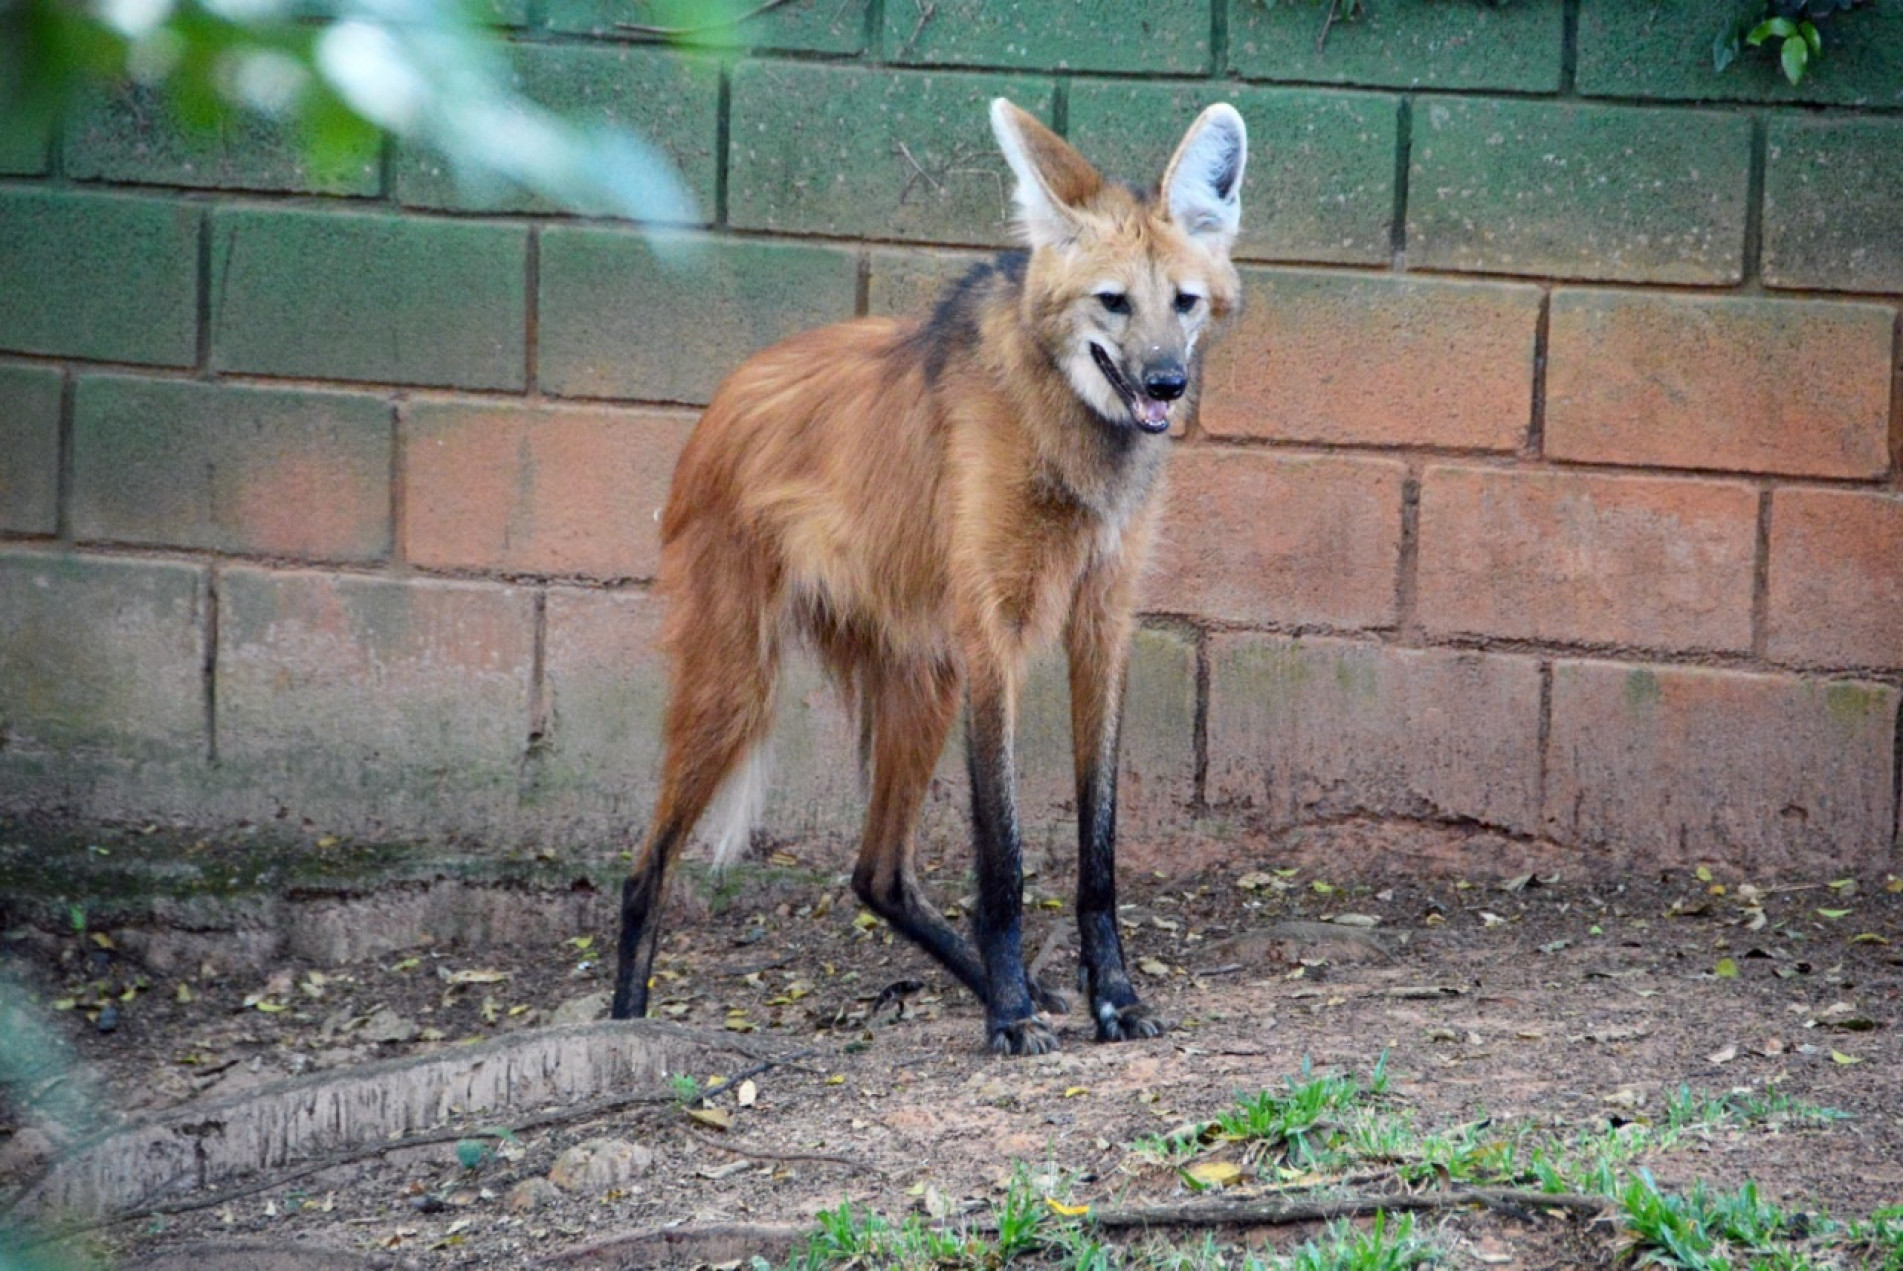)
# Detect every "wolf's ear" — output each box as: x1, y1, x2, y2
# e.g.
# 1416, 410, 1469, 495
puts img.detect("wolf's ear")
989, 98, 1103, 249
1161, 103, 1246, 251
